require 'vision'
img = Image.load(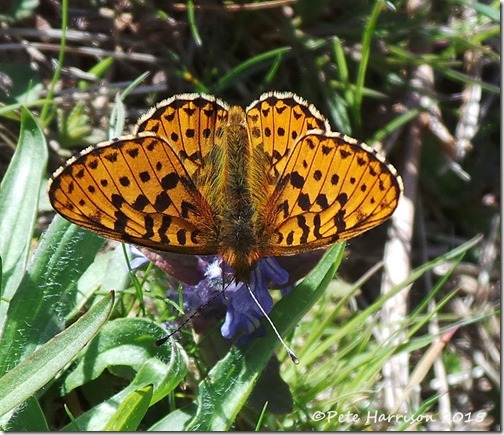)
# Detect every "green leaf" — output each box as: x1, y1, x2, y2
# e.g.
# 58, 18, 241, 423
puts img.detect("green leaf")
187, 0, 202, 47
152, 245, 345, 431
0, 218, 104, 376
109, 71, 149, 138
464, 0, 500, 23
213, 47, 291, 93
67, 246, 131, 321
352, 0, 382, 131
0, 108, 47, 333
0, 292, 114, 418
62, 318, 174, 394
78, 57, 114, 90
62, 341, 188, 431
57, 101, 92, 147
104, 385, 153, 431
149, 404, 197, 431
3, 396, 49, 431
